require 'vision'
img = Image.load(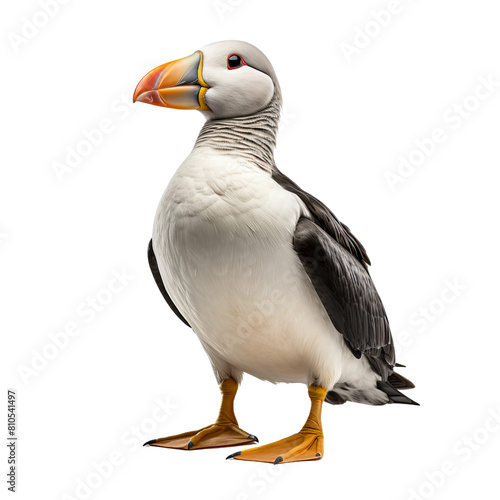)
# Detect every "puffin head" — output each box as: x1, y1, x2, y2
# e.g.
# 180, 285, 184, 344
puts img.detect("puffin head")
133, 40, 279, 120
